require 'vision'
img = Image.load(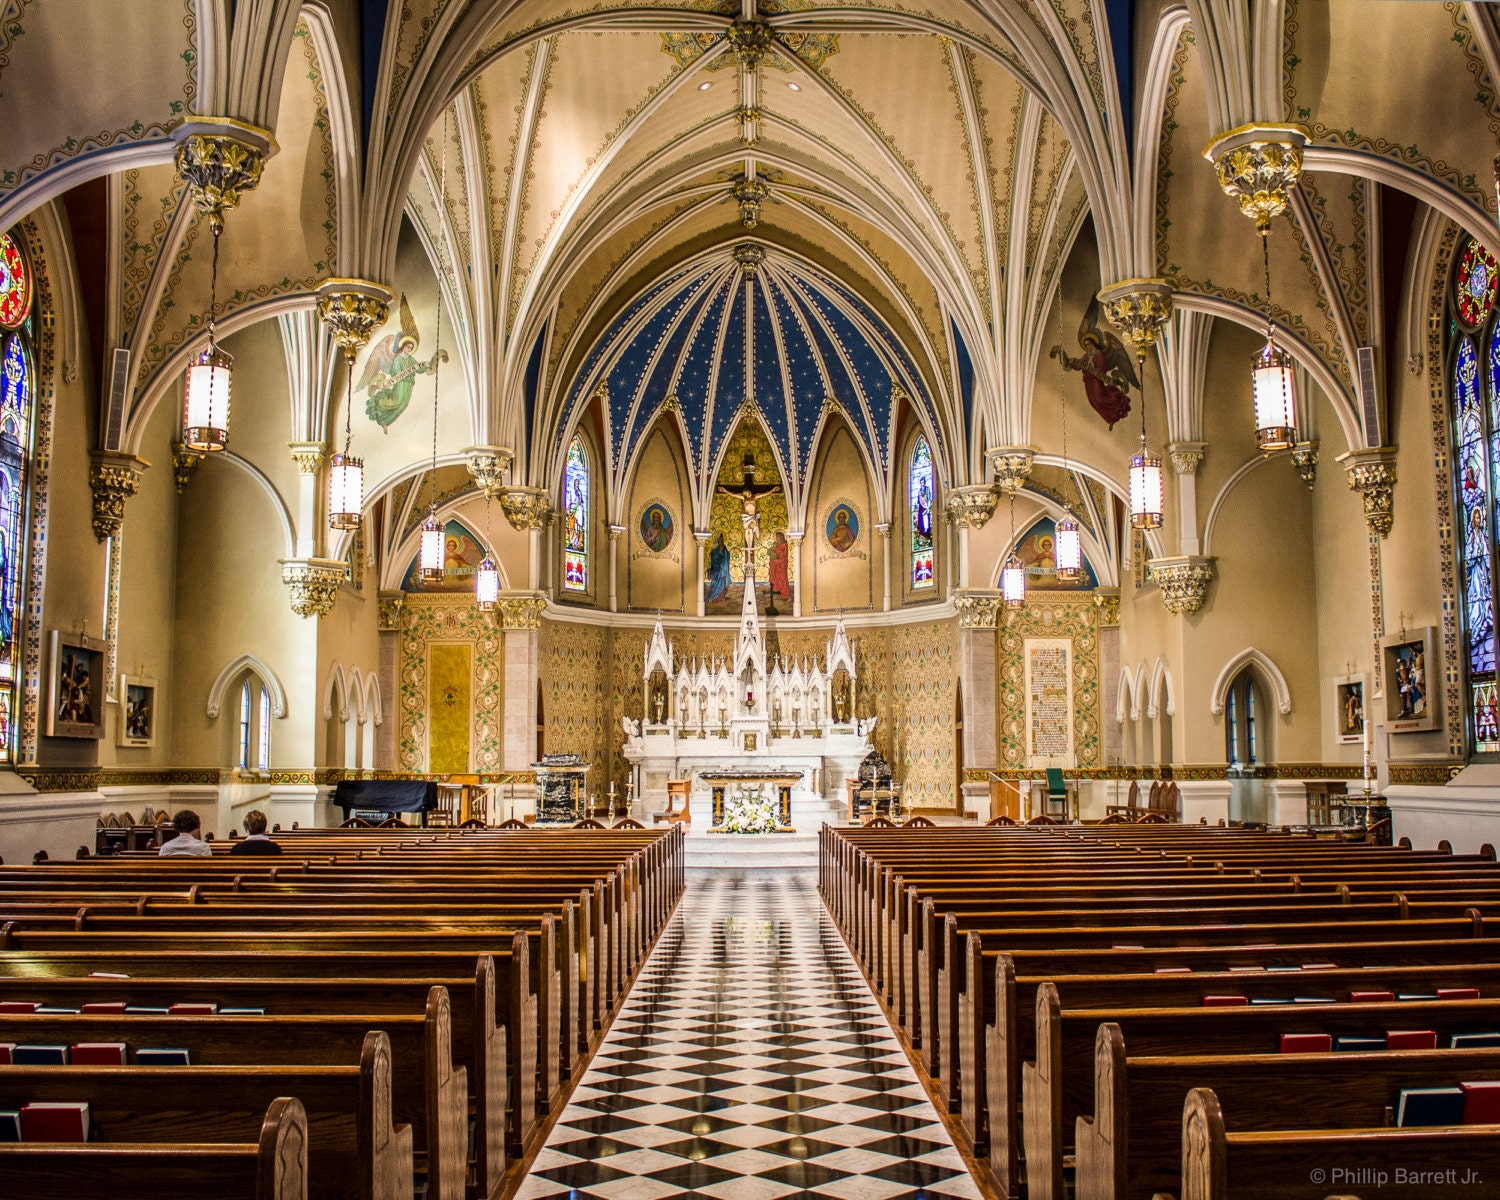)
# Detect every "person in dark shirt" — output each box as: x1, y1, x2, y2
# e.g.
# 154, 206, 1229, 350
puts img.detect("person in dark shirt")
229, 809, 282, 855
